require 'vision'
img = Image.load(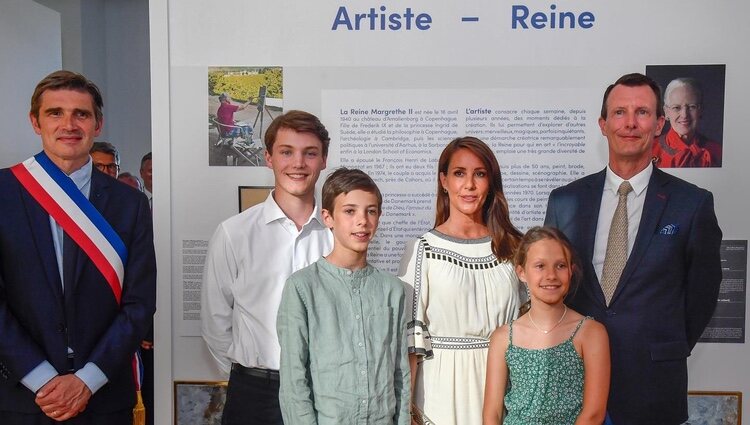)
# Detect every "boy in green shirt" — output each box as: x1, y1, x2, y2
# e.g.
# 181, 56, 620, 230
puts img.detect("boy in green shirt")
277, 168, 410, 424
